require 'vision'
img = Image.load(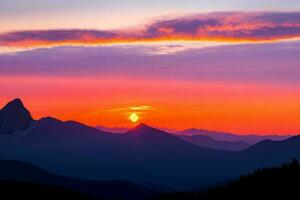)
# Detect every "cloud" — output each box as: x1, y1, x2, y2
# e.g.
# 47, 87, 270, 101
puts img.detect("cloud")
0, 29, 118, 47
129, 106, 152, 111
86, 105, 152, 116
144, 12, 300, 41
0, 41, 300, 84
1, 12, 300, 50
